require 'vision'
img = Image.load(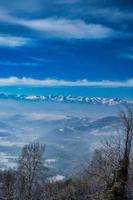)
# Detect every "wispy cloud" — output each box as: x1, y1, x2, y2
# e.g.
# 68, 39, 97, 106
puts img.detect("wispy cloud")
0, 35, 30, 47
0, 77, 132, 88
119, 53, 133, 60
30, 57, 53, 63
21, 18, 114, 39
0, 13, 115, 39
89, 7, 133, 22
0, 5, 131, 43
0, 61, 39, 67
